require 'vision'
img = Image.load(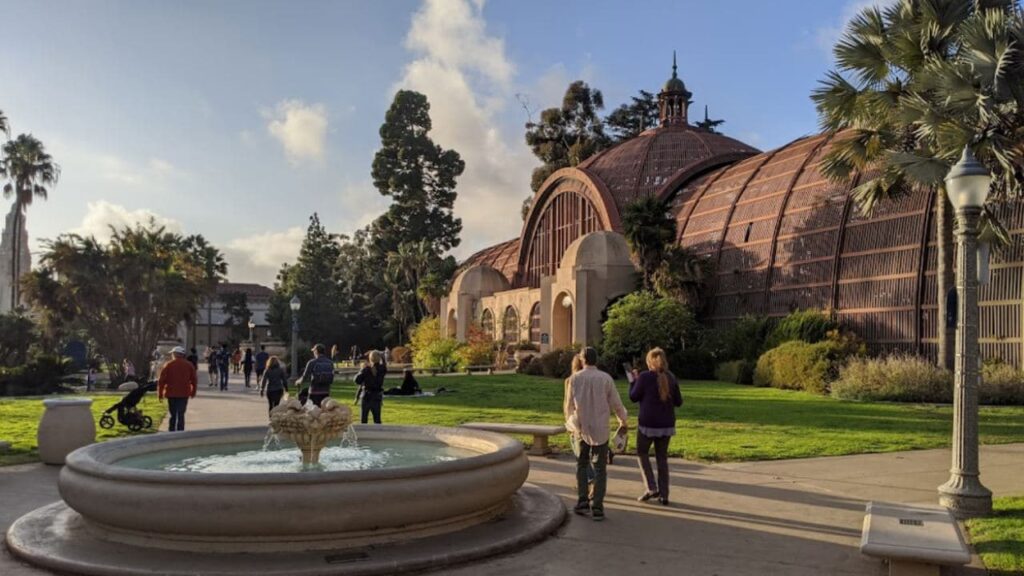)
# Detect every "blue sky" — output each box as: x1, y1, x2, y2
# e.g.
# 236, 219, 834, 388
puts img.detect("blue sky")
1, 0, 876, 284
